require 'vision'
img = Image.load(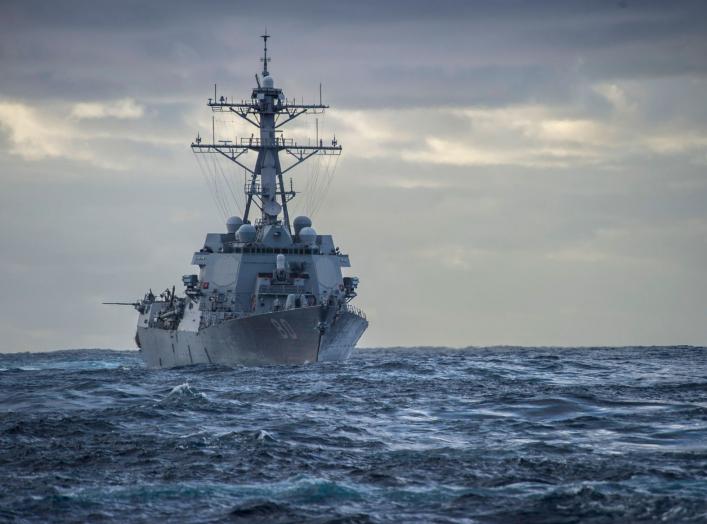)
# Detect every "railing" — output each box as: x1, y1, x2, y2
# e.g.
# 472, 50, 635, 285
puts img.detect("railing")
343, 303, 367, 321
240, 137, 295, 147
